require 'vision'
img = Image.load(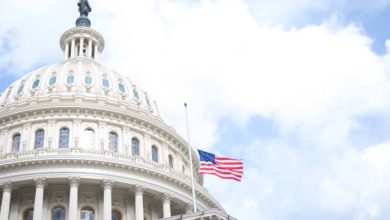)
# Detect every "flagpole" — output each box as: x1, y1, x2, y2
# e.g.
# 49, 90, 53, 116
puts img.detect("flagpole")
184, 103, 197, 212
